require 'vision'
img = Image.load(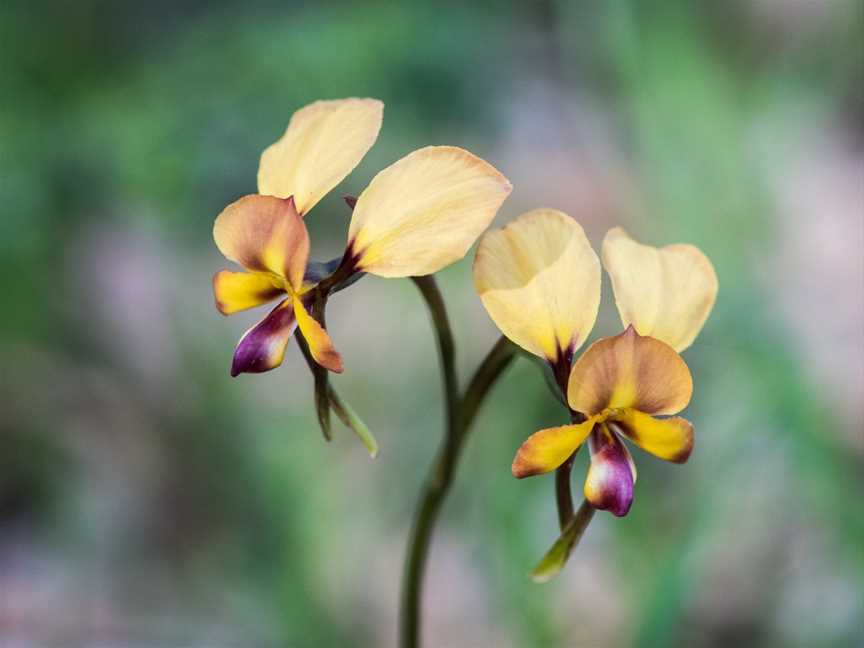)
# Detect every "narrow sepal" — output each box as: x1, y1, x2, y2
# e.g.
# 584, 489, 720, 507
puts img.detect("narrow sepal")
529, 501, 596, 583
329, 389, 378, 458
